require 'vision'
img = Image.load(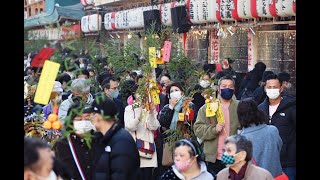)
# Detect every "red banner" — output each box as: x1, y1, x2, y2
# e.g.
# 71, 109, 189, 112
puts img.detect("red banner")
210, 29, 220, 64
30, 48, 56, 68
